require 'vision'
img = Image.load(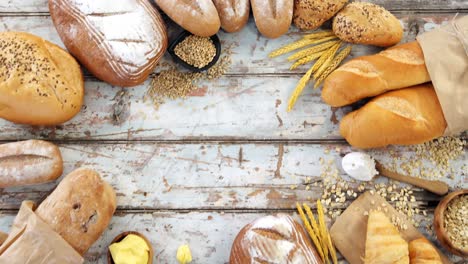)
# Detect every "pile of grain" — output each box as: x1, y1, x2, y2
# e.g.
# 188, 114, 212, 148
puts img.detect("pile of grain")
444, 194, 467, 250
174, 35, 217, 69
